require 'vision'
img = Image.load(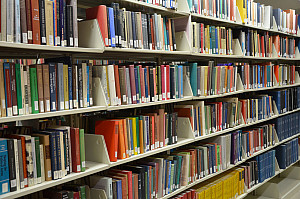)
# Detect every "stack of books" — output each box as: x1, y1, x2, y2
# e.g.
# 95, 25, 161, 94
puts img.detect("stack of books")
274, 112, 300, 141
275, 138, 299, 169
94, 108, 178, 162
0, 125, 85, 194
0, 0, 78, 46
86, 3, 177, 51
